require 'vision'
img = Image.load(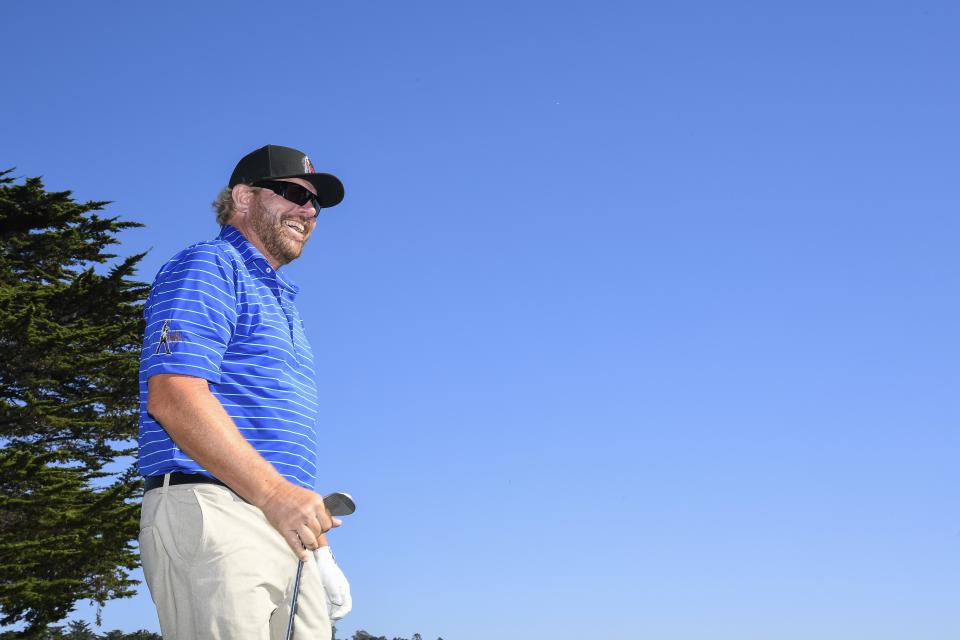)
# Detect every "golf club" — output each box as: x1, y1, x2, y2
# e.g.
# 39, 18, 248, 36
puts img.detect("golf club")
284, 492, 356, 639
284, 560, 305, 640
323, 491, 356, 517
